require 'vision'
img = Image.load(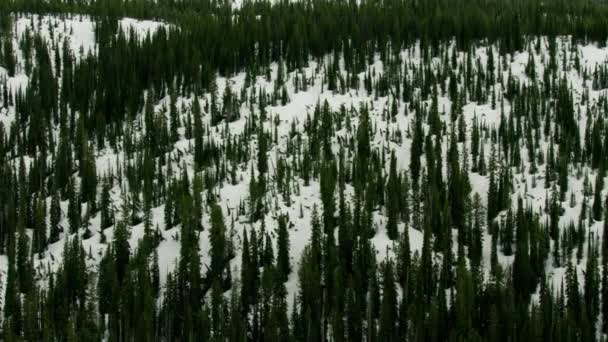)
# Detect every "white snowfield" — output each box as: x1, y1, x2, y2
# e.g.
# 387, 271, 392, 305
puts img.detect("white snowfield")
1, 15, 608, 319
